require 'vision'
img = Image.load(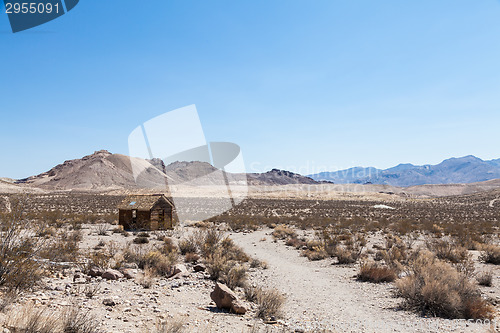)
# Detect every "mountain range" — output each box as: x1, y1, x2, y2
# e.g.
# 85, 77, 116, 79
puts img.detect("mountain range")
308, 155, 500, 187
15, 150, 321, 191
